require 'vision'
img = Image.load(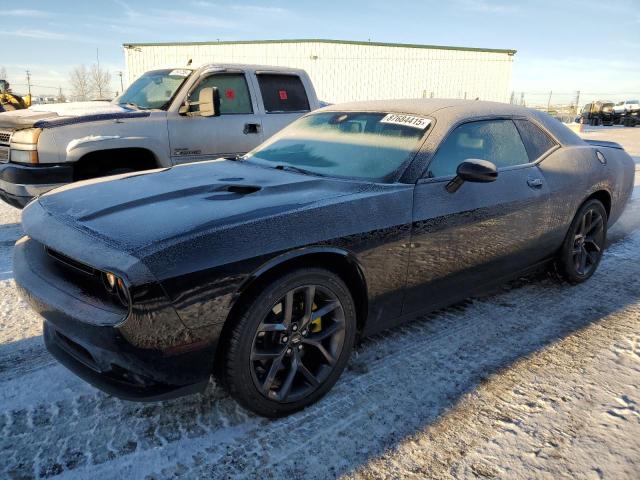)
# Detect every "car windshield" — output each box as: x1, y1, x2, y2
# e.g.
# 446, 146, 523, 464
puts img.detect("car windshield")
115, 68, 192, 110
244, 112, 430, 181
